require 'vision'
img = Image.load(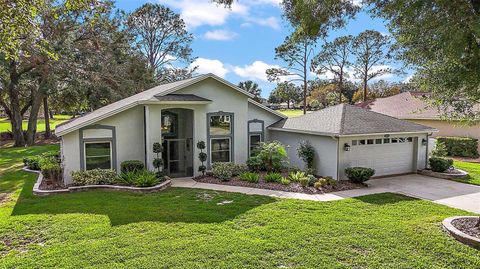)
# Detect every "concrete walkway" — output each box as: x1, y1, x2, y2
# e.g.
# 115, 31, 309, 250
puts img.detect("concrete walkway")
172, 175, 480, 213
